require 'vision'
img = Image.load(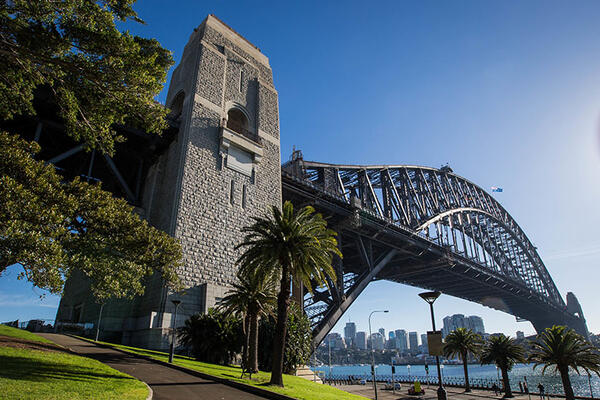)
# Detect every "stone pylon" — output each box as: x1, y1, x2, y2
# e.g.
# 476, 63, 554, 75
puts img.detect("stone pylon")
56, 15, 282, 349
